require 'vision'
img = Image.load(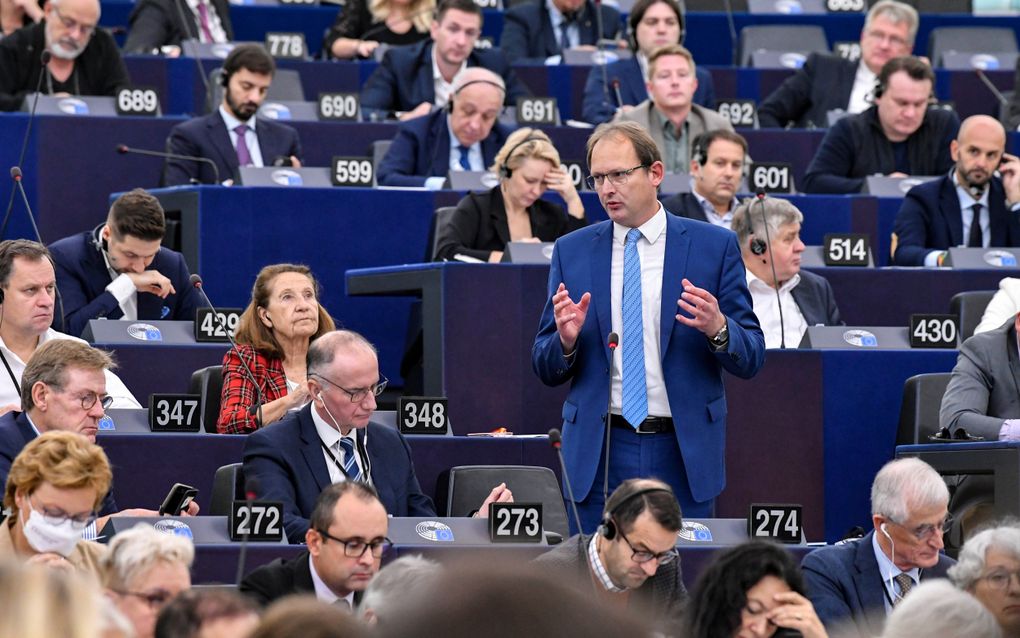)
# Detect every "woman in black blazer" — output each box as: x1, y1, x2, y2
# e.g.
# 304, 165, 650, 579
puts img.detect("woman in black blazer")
435, 128, 588, 262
